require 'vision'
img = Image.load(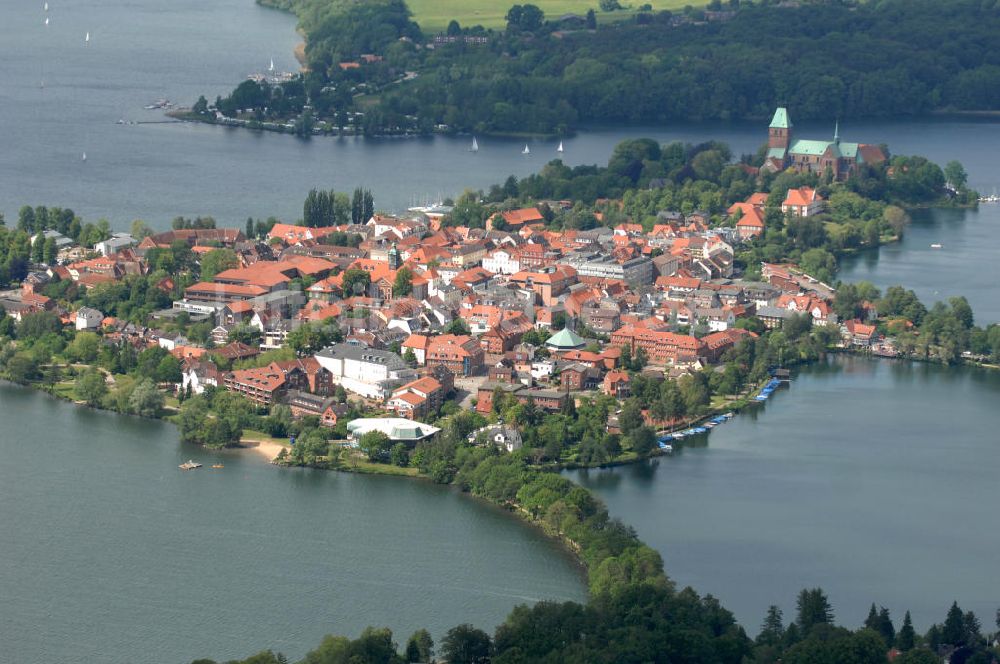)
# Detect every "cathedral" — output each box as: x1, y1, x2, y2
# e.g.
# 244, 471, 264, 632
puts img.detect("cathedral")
764, 107, 886, 181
